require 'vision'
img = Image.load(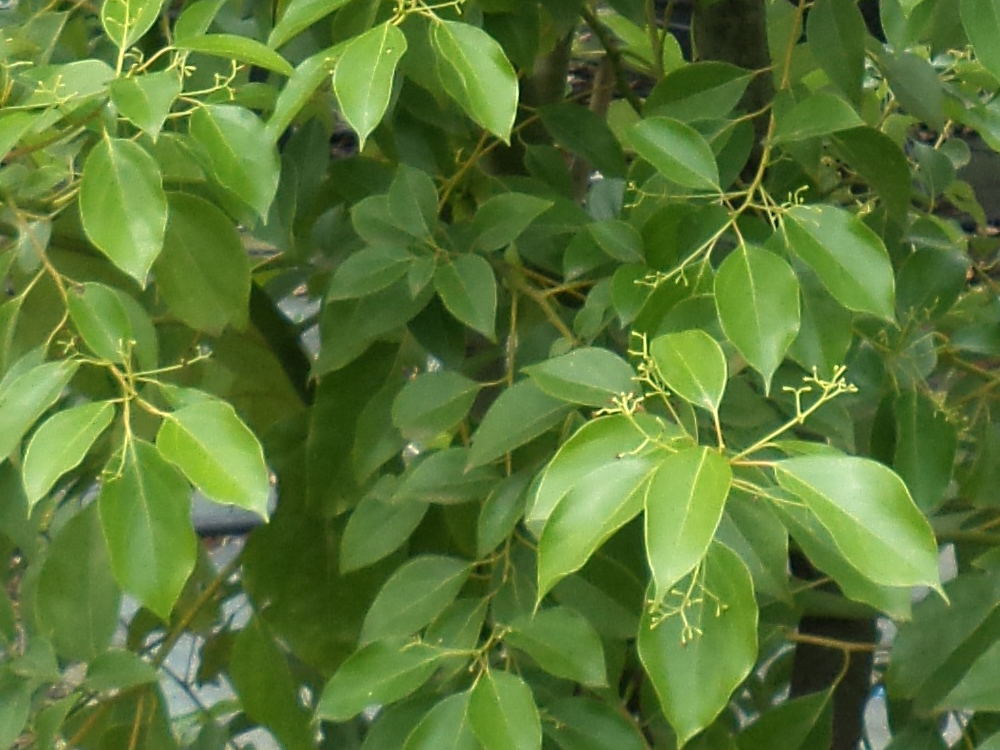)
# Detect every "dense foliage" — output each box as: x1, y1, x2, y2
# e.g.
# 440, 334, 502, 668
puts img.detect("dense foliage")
3, 0, 1000, 746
